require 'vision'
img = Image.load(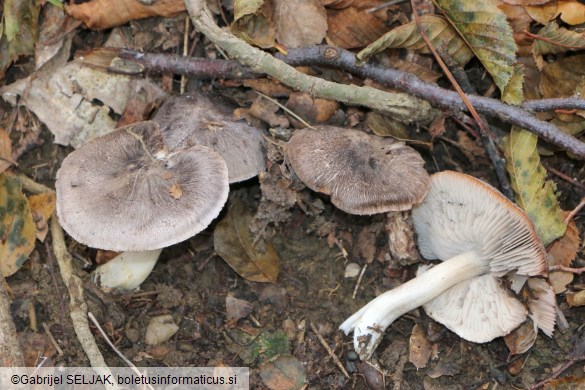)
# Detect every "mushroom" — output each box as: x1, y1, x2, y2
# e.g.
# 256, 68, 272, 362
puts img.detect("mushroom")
284, 126, 429, 214
153, 93, 266, 183
56, 120, 229, 288
340, 171, 550, 360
